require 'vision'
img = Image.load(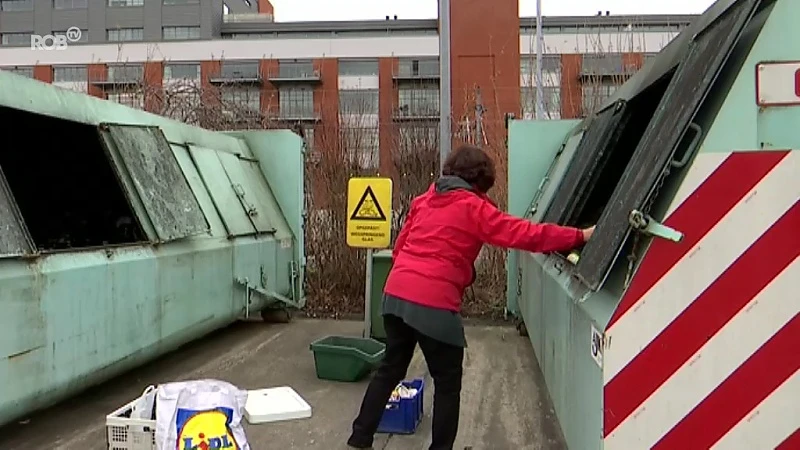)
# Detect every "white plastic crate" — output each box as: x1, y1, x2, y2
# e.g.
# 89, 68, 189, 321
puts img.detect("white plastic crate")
105, 395, 157, 450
